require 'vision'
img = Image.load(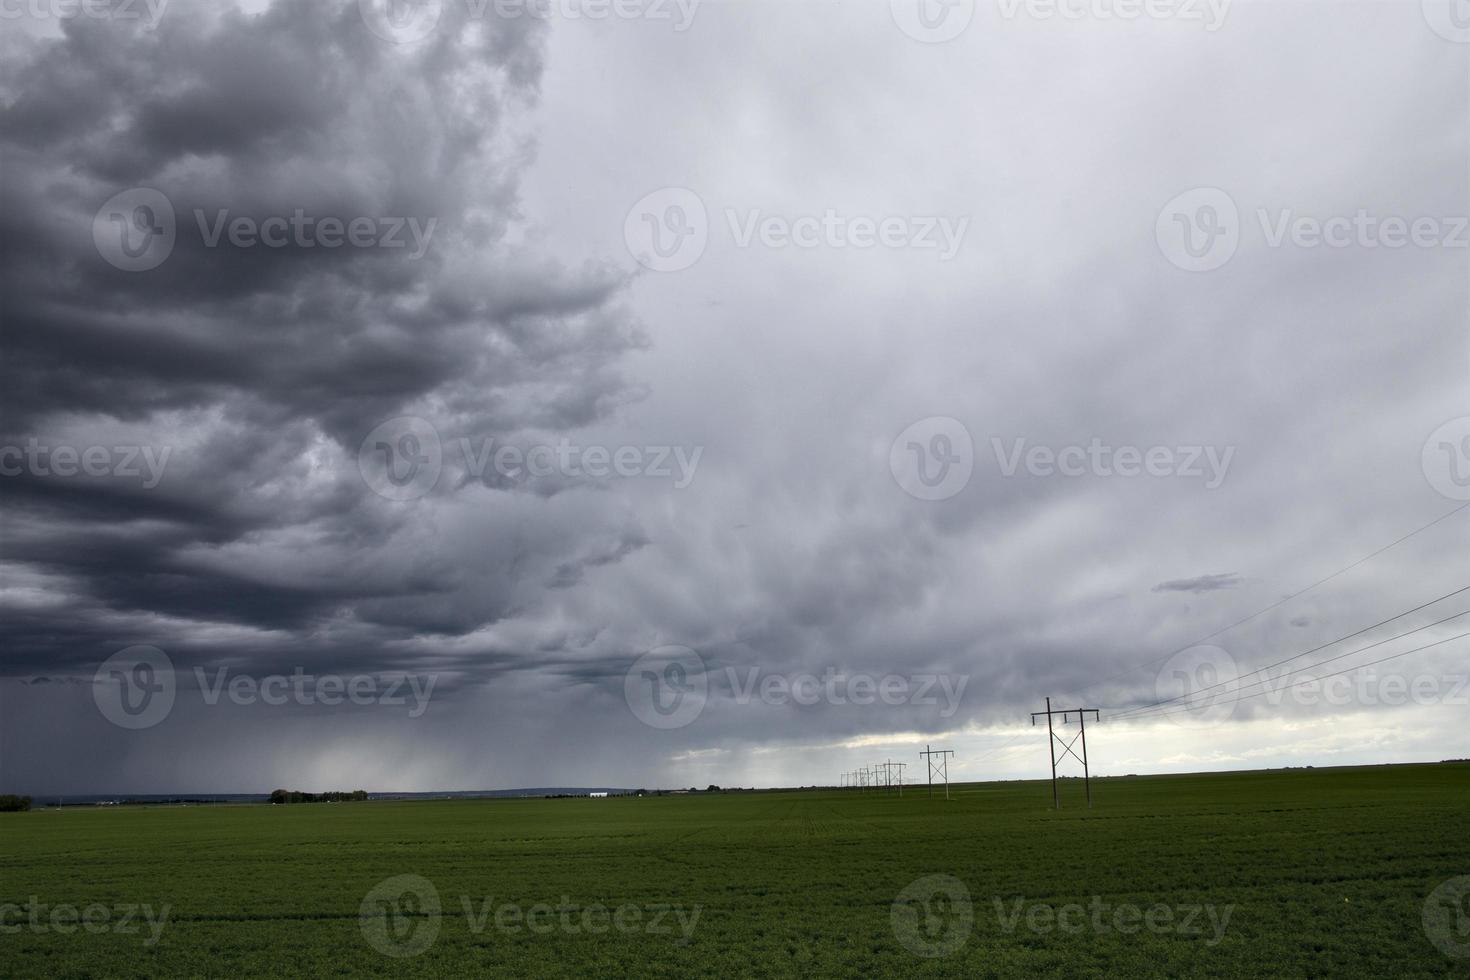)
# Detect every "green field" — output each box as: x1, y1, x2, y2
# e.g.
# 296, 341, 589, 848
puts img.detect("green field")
2, 764, 1467, 977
